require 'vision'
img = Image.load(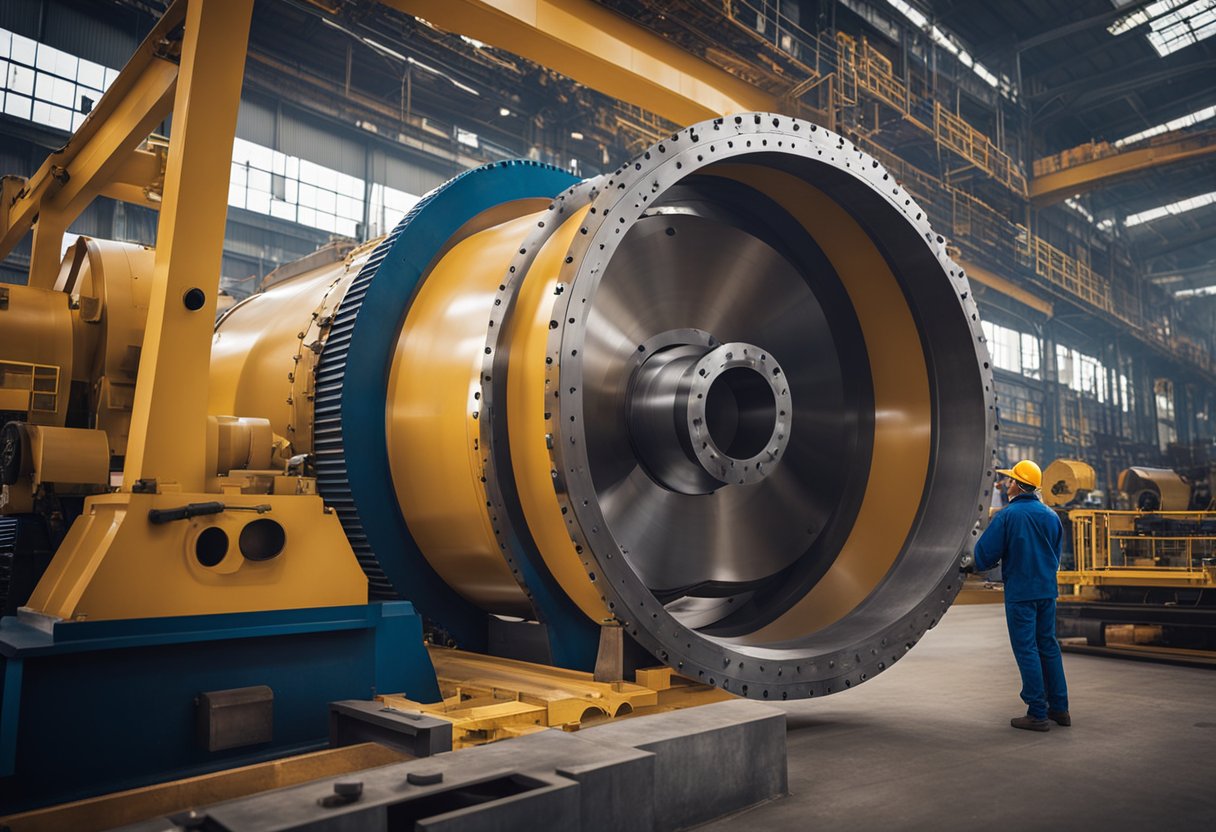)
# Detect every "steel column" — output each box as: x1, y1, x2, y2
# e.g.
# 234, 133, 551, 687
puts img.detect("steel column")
122, 0, 254, 491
